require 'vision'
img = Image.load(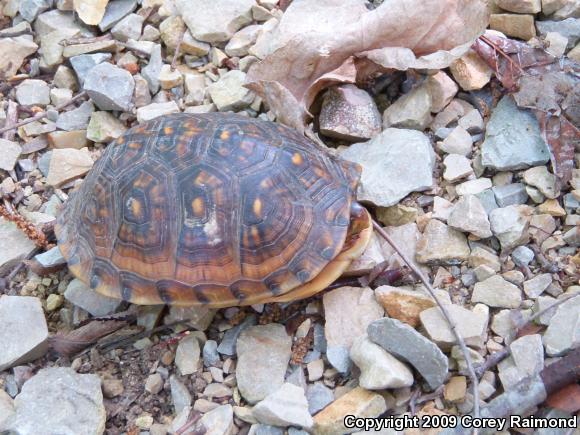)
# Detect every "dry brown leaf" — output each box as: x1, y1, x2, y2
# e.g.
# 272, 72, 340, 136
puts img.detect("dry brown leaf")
246, 0, 489, 128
